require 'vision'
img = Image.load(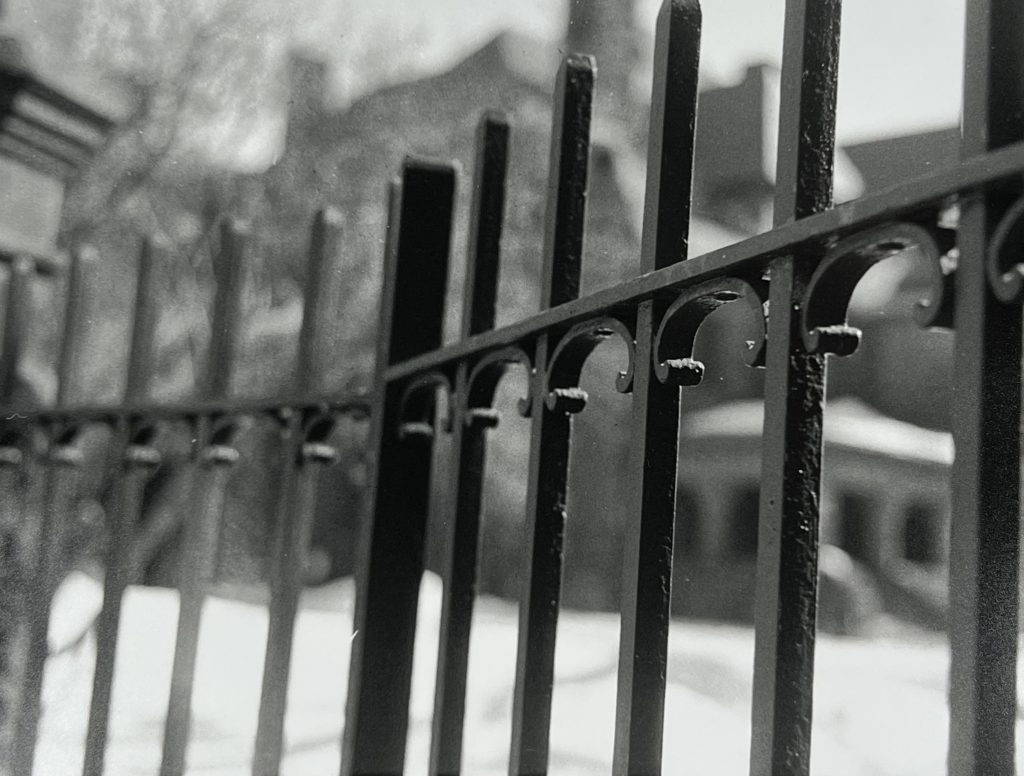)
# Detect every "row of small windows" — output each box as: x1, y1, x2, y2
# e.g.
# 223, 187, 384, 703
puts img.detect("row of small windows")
676, 484, 944, 567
